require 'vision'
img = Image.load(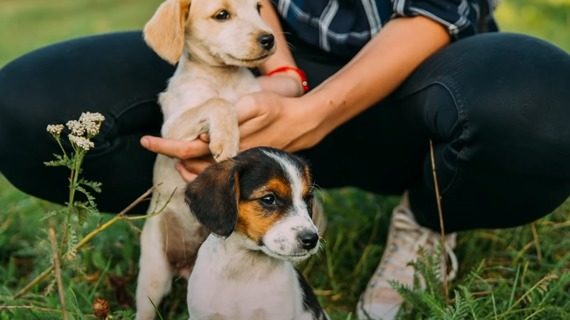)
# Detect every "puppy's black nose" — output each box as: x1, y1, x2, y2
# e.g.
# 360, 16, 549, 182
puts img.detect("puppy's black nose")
257, 33, 275, 51
298, 230, 319, 250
